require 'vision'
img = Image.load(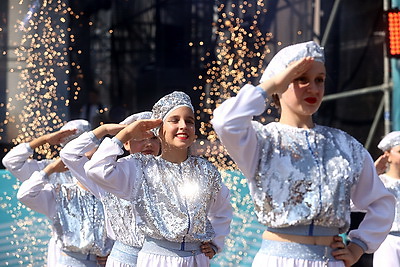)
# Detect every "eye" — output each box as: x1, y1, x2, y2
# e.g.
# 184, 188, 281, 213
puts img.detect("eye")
167, 118, 179, 123
315, 77, 325, 84
295, 76, 309, 84
185, 119, 195, 124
